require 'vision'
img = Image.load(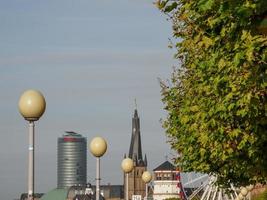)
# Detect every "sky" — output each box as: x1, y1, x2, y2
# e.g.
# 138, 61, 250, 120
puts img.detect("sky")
0, 0, 177, 199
